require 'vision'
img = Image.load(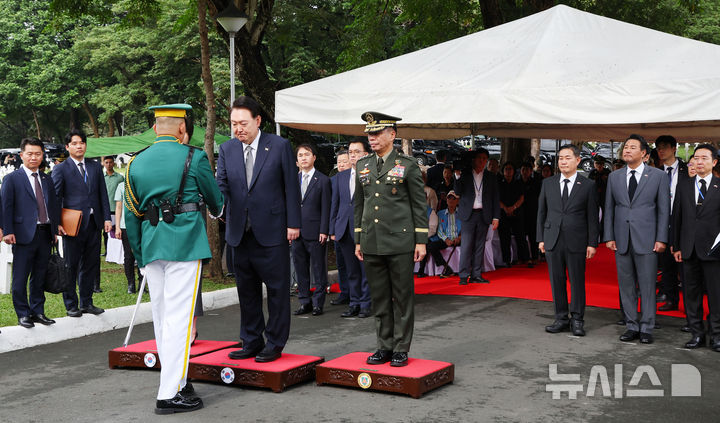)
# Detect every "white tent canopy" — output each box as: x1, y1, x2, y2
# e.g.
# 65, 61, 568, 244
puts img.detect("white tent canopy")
275, 5, 720, 142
